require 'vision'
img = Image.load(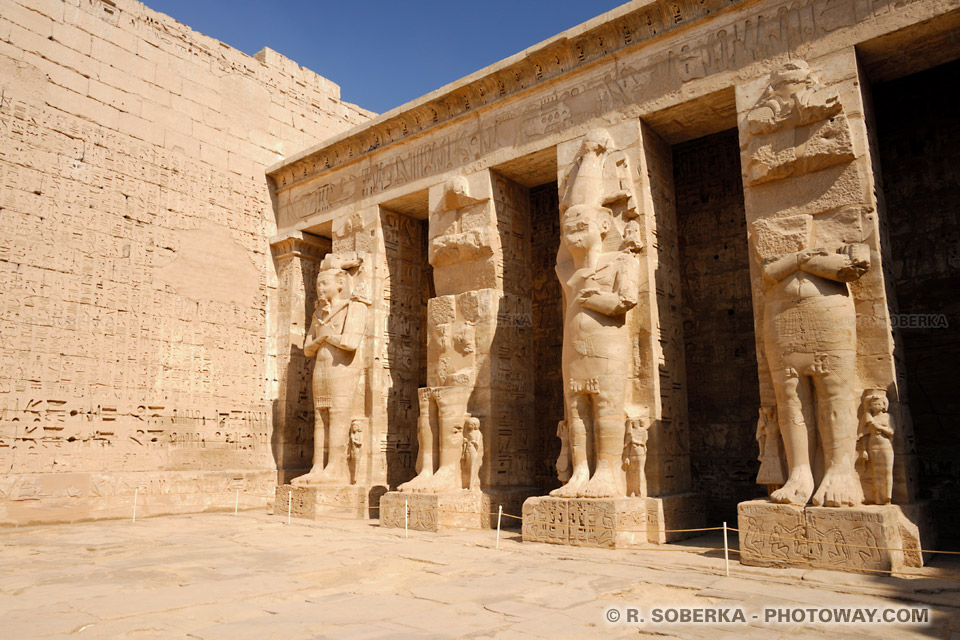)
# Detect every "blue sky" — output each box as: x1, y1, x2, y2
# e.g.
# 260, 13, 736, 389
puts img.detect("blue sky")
145, 0, 627, 114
